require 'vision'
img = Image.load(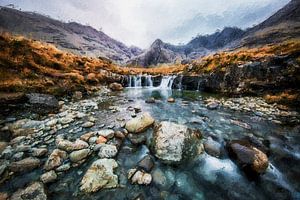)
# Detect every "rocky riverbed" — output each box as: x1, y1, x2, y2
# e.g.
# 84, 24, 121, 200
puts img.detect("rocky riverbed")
0, 87, 299, 200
